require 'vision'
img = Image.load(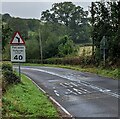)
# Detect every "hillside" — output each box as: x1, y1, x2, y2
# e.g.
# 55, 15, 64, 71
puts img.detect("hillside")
2, 13, 40, 40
